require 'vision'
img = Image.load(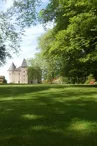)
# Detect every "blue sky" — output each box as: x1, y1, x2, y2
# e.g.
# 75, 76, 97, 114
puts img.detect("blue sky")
0, 0, 52, 82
